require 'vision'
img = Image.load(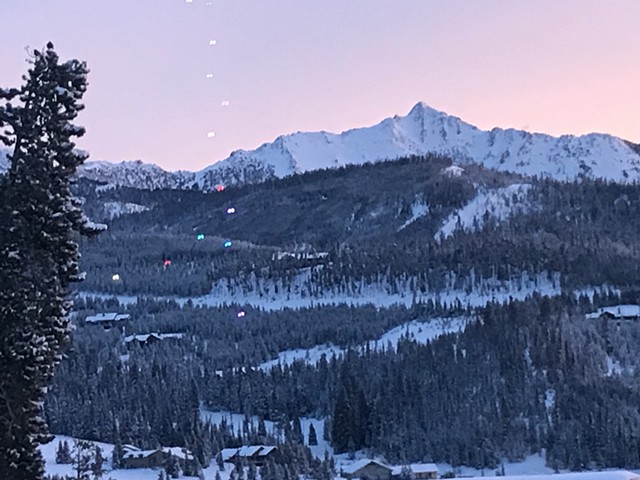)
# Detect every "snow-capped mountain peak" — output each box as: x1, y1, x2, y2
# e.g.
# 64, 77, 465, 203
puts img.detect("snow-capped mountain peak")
1, 103, 639, 190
